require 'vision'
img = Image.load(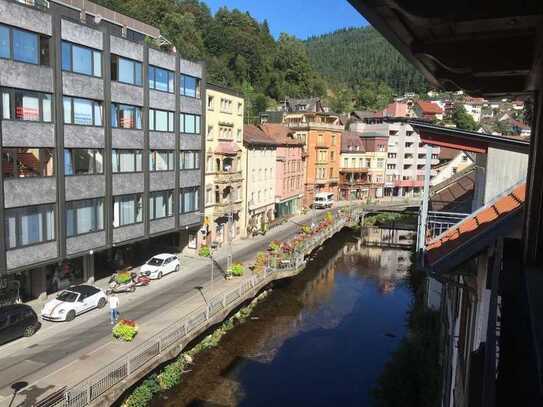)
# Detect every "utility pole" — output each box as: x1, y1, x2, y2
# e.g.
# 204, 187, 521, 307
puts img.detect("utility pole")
417, 144, 432, 261
225, 165, 233, 272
